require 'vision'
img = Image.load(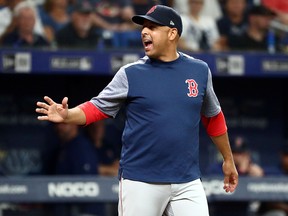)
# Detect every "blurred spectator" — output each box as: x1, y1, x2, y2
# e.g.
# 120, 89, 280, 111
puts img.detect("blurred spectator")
53, 123, 99, 175
38, 0, 70, 43
1, 1, 50, 48
217, 0, 249, 50
55, 1, 102, 49
201, 0, 223, 20
178, 0, 221, 52
208, 135, 264, 176
207, 135, 264, 216
170, 0, 222, 20
52, 123, 105, 216
85, 120, 120, 177
92, 0, 136, 31
262, 0, 288, 25
228, 5, 277, 52
86, 0, 142, 47
261, 0, 288, 52
85, 120, 122, 216
258, 142, 288, 216
0, 0, 45, 38
230, 136, 264, 176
